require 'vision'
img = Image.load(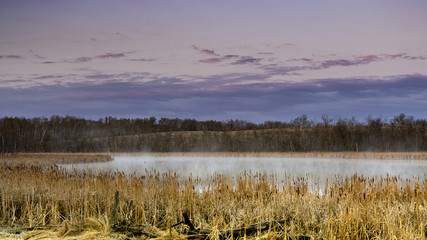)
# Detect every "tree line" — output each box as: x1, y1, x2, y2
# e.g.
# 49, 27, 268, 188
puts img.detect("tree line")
0, 114, 426, 153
